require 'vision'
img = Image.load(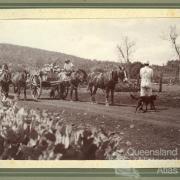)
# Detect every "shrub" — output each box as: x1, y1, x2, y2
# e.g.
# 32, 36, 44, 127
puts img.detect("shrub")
0, 98, 127, 160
